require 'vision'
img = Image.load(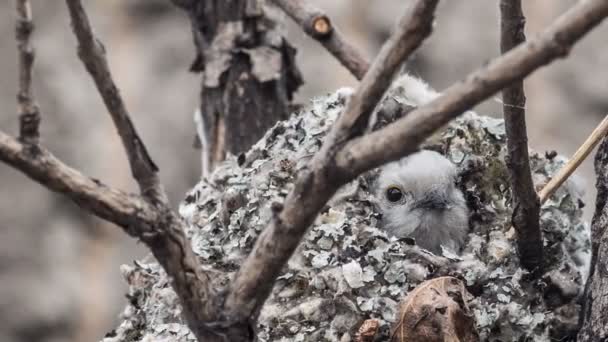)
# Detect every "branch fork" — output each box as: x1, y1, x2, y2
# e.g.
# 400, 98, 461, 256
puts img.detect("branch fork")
1, 0, 608, 341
